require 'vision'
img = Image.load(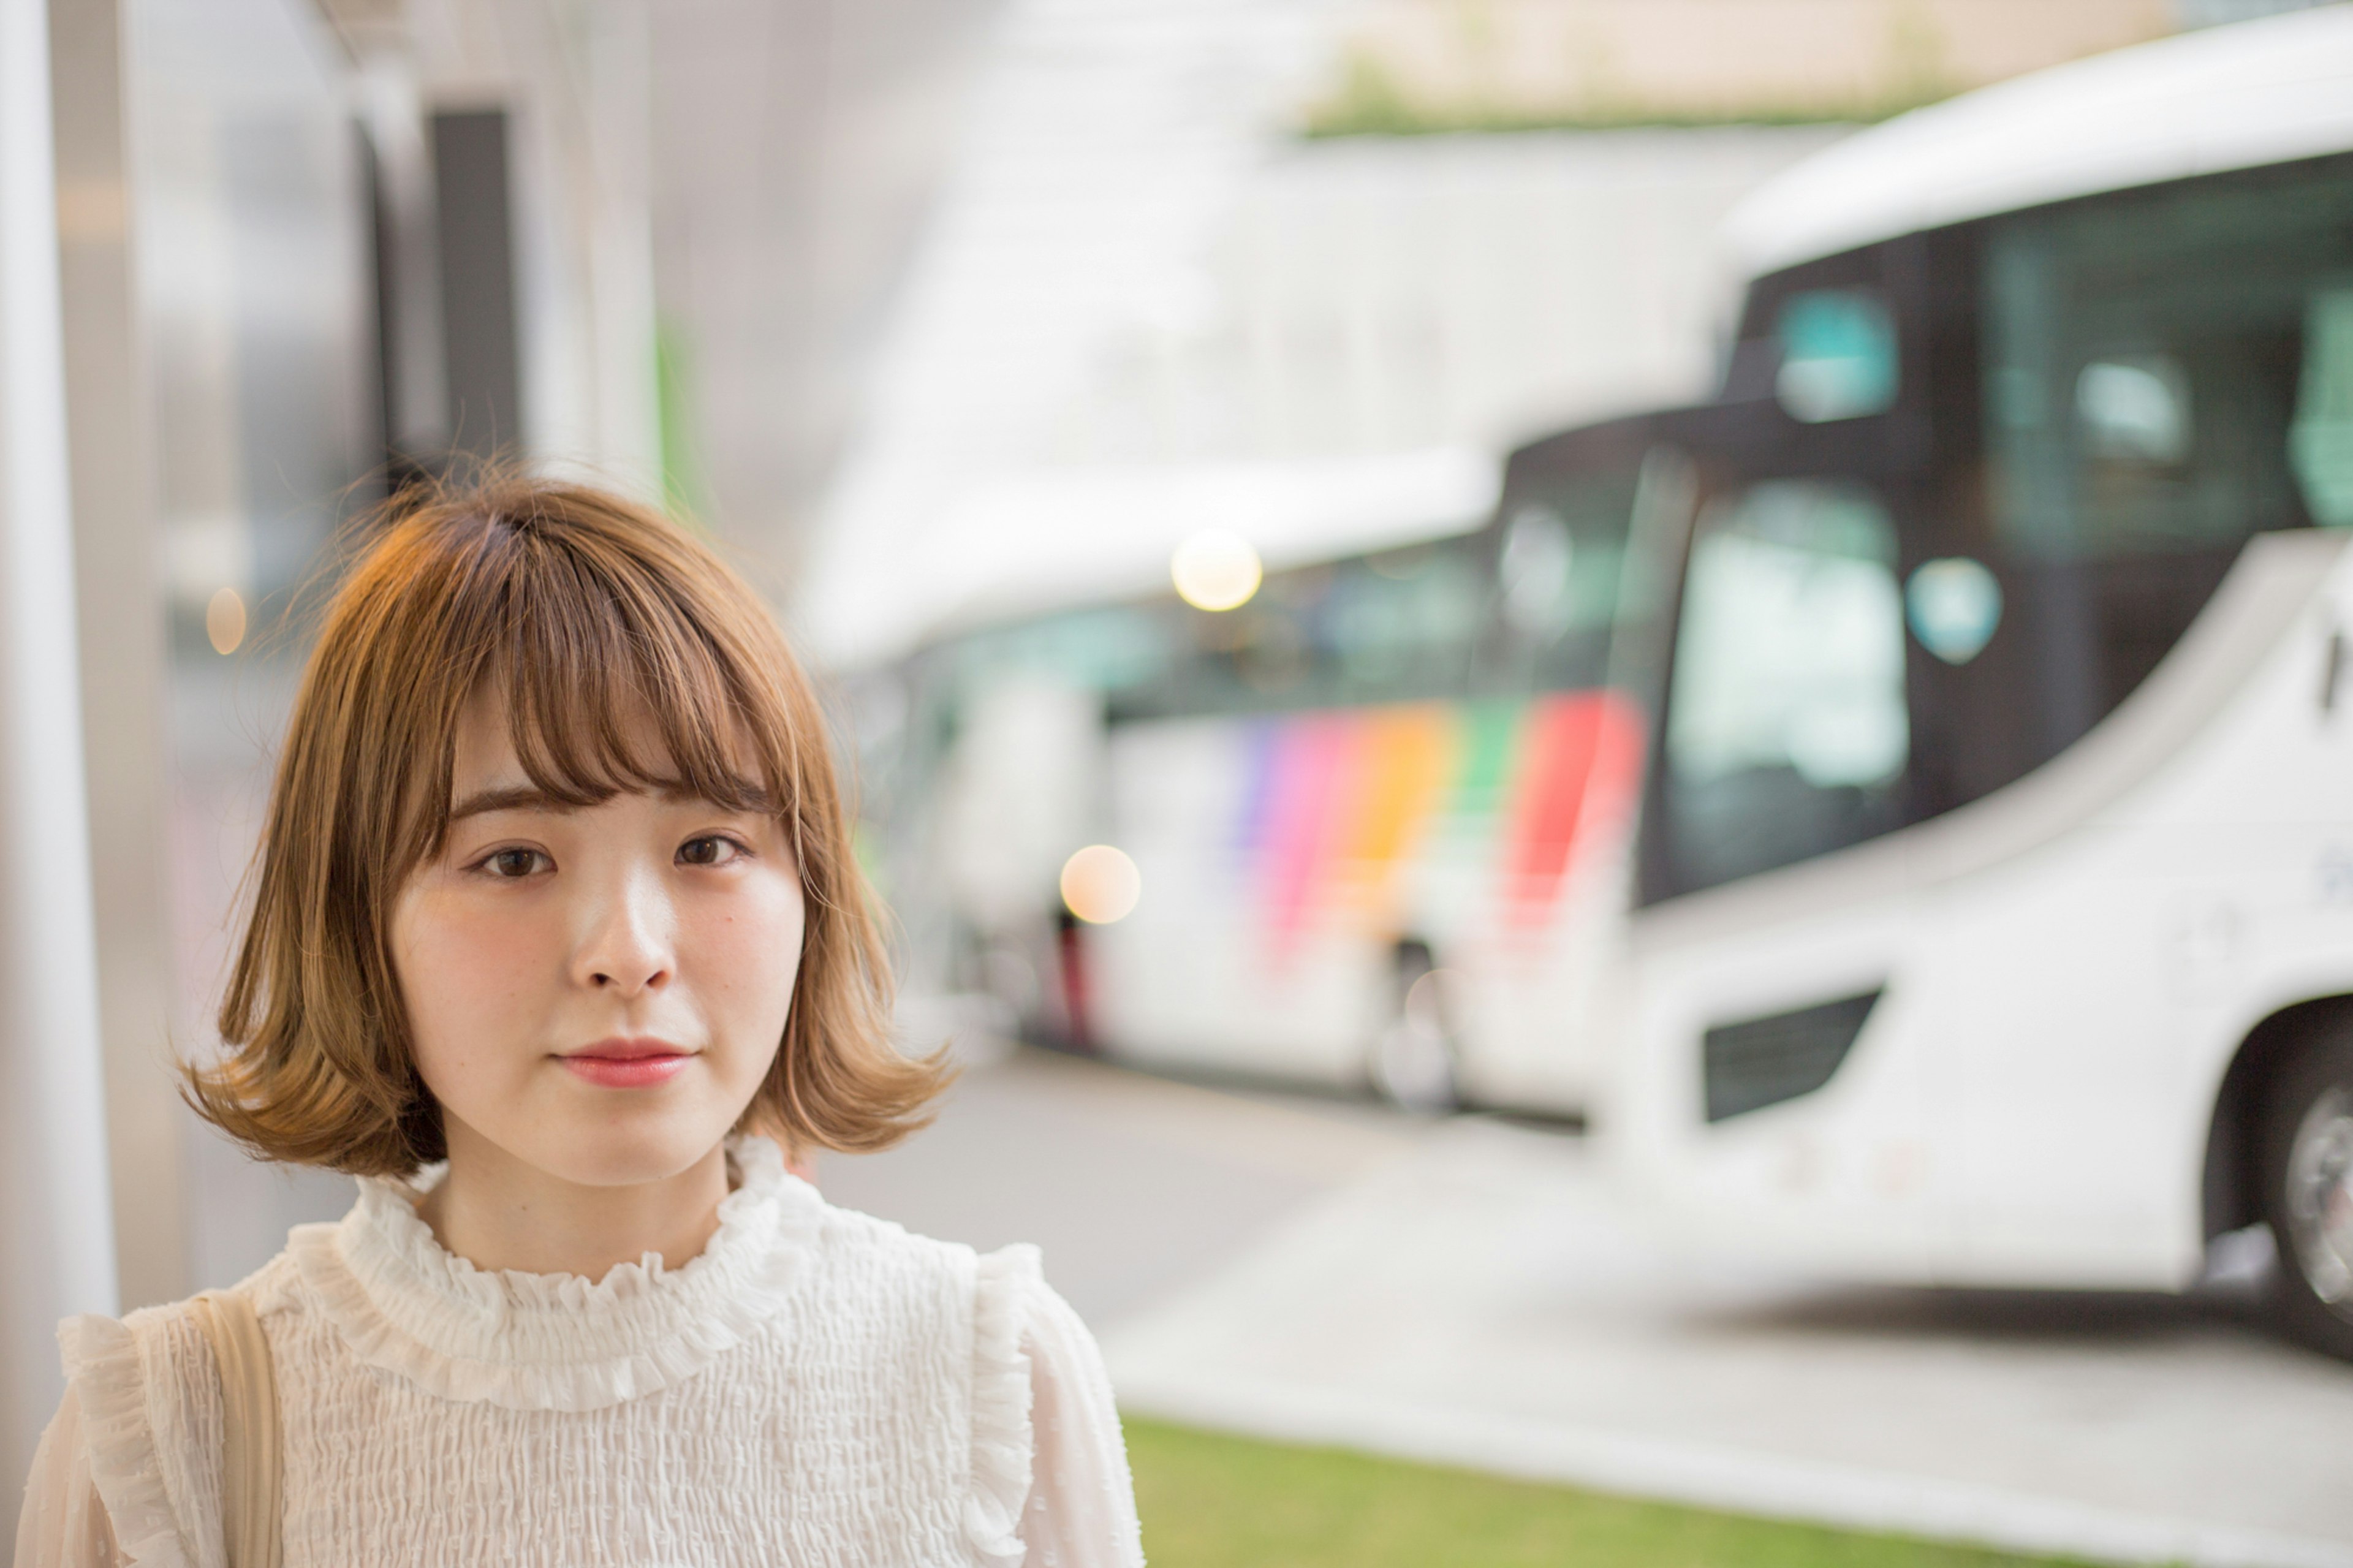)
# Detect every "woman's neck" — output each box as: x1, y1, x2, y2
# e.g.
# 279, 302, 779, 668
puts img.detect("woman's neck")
415, 1123, 732, 1279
